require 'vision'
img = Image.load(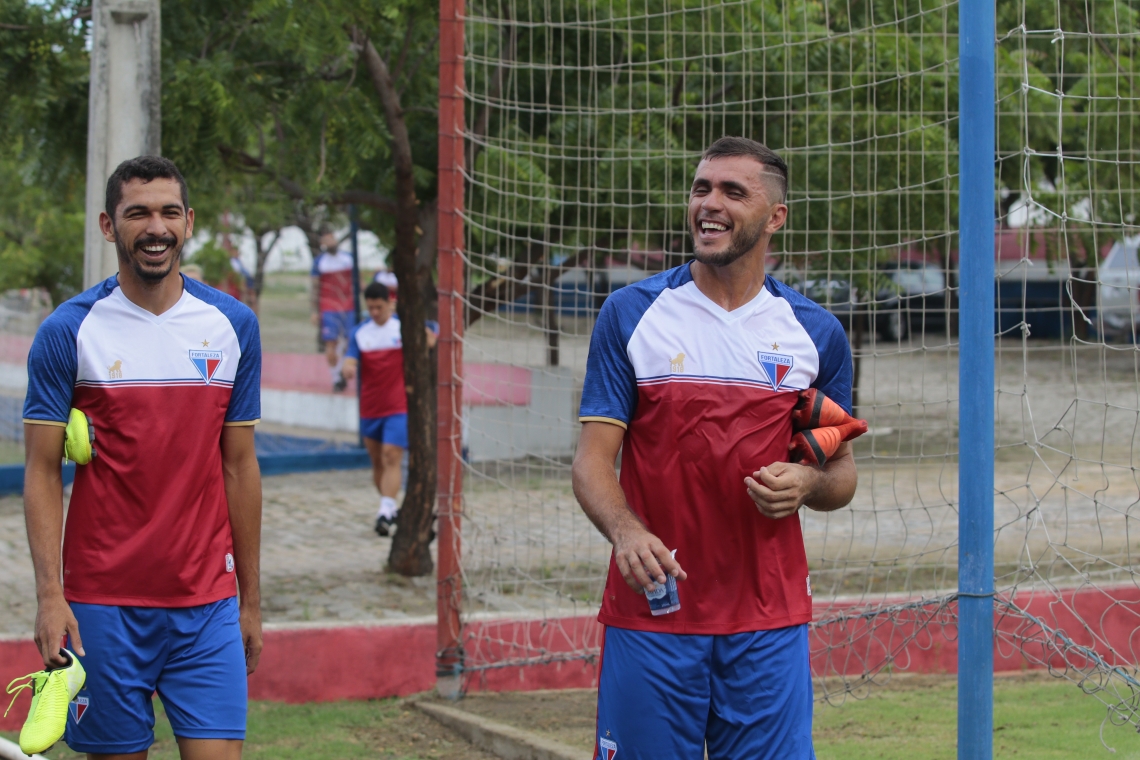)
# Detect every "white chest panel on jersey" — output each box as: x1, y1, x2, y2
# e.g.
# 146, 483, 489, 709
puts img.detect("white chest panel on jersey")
74, 288, 243, 386
626, 281, 821, 392
355, 318, 403, 352
315, 251, 354, 274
